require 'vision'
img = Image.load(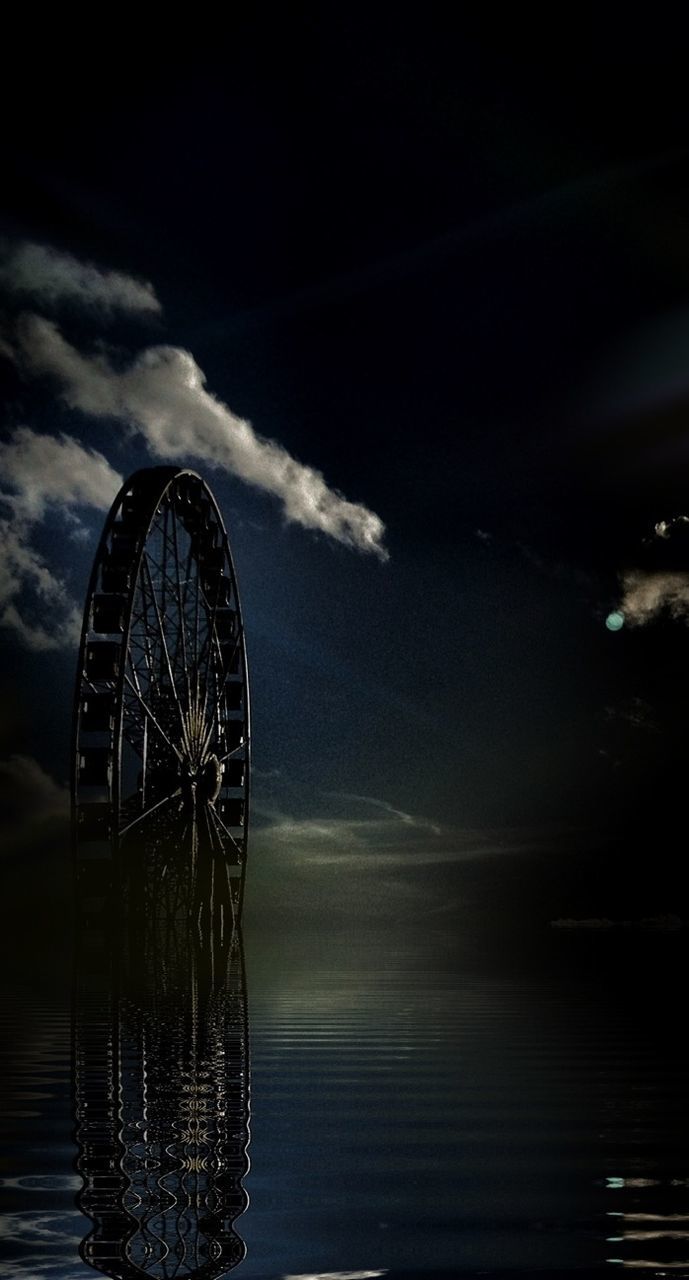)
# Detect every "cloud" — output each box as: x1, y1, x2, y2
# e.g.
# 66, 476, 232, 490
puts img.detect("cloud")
0, 425, 122, 521
0, 427, 121, 650
255, 790, 443, 862
603, 696, 658, 733
0, 755, 69, 825
0, 246, 387, 651
0, 755, 69, 866
0, 331, 15, 361
550, 916, 618, 929
653, 515, 689, 540
283, 1273, 386, 1280
254, 791, 564, 869
551, 915, 683, 930
325, 791, 442, 835
609, 513, 689, 628
14, 314, 388, 559
618, 568, 689, 626
247, 802, 588, 927
0, 518, 82, 651
0, 239, 161, 315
